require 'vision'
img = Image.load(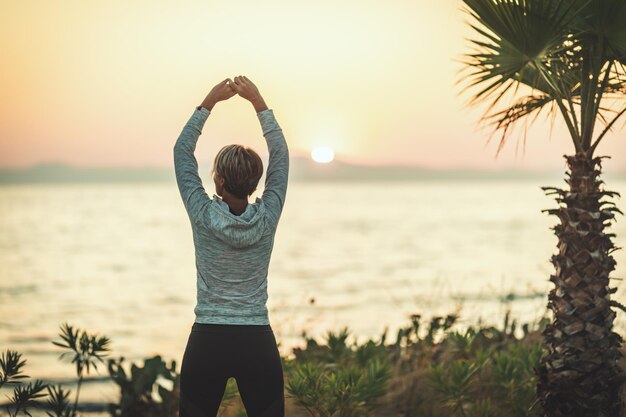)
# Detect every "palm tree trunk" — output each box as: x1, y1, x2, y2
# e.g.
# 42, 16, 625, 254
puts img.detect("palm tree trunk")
536, 152, 625, 417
